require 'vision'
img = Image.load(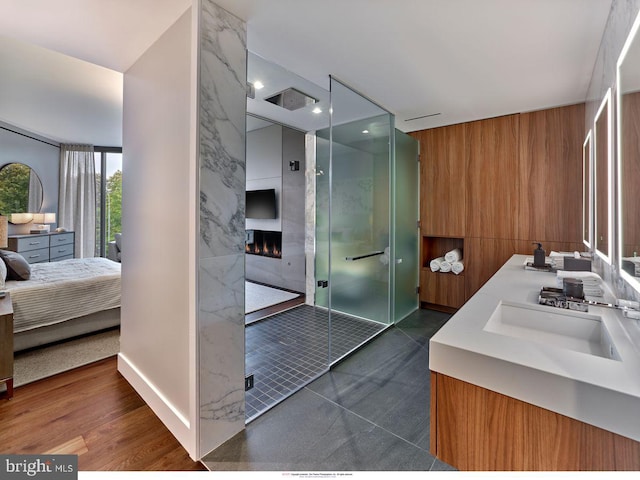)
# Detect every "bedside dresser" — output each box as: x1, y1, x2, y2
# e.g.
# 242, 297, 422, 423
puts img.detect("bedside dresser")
0, 293, 14, 399
6, 232, 75, 264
